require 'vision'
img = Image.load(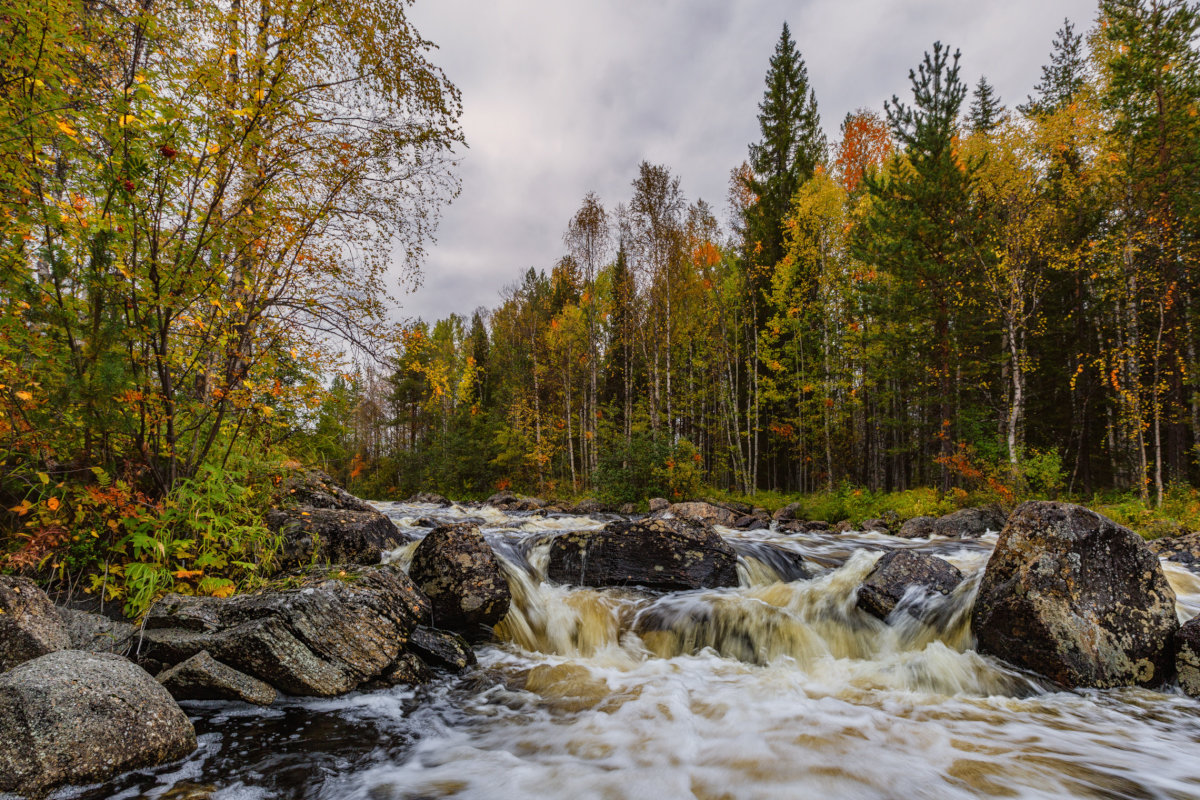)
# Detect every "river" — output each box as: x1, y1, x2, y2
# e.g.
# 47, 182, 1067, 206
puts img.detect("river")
70, 502, 1200, 800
